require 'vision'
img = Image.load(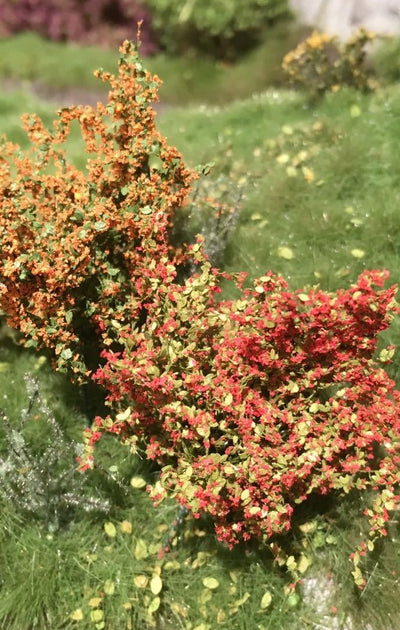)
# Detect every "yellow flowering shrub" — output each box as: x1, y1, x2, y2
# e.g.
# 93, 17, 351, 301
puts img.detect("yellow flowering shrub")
282, 27, 377, 99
